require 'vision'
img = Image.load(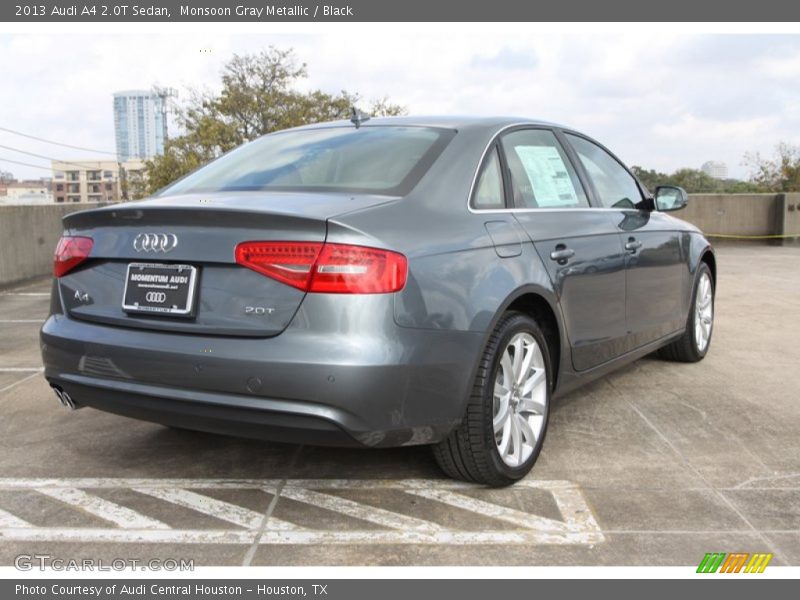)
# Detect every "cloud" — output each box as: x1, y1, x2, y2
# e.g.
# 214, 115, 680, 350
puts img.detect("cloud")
470, 47, 538, 70
668, 34, 800, 68
0, 31, 798, 180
